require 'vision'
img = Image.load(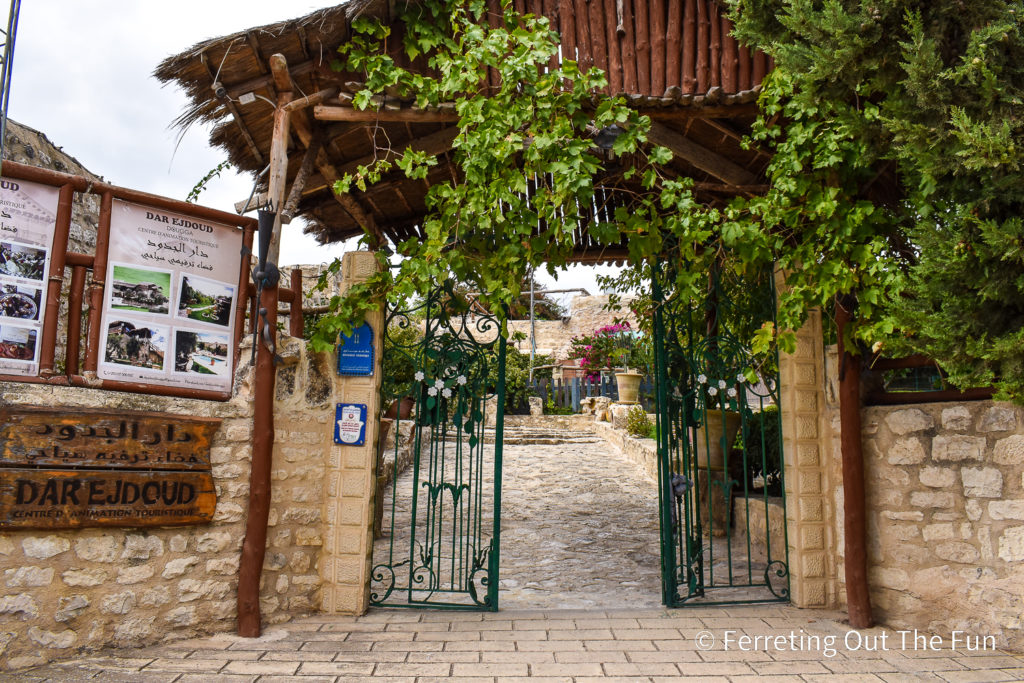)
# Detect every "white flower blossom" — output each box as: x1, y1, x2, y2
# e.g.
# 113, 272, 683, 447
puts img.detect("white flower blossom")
427, 386, 438, 397
434, 379, 445, 390
727, 387, 737, 398
697, 374, 707, 384
708, 387, 718, 397
736, 372, 747, 383
457, 375, 467, 386
442, 388, 452, 399
414, 371, 425, 382
718, 380, 727, 389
